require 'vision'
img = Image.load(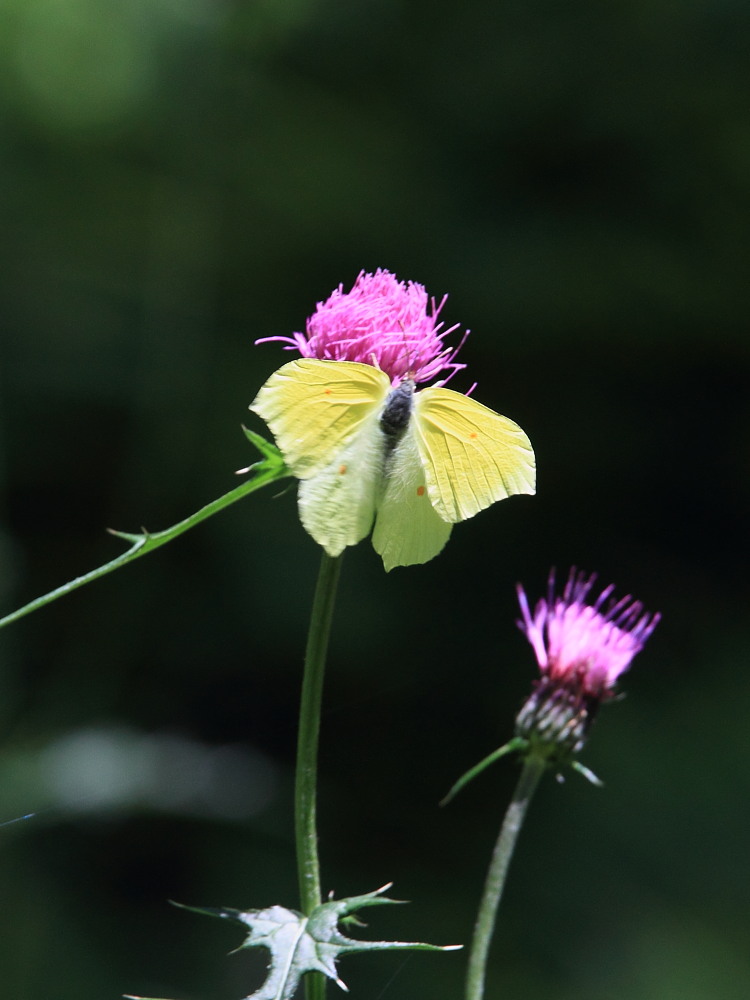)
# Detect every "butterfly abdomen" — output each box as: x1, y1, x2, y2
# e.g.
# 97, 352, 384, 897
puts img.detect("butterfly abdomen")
380, 380, 415, 442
